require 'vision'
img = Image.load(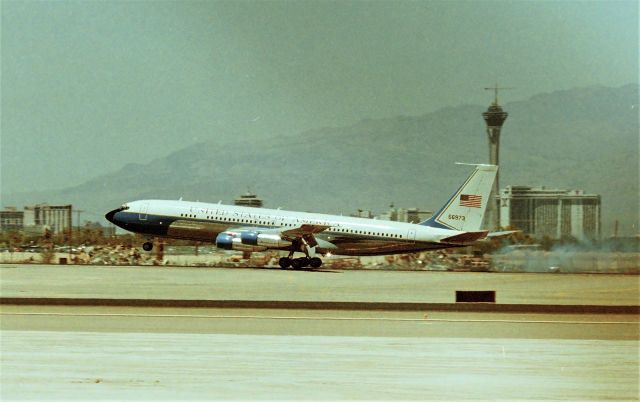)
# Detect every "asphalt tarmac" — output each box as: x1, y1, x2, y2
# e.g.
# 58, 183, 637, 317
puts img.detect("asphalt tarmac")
1, 264, 638, 305
1, 308, 638, 400
1, 264, 638, 400
1, 305, 638, 340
